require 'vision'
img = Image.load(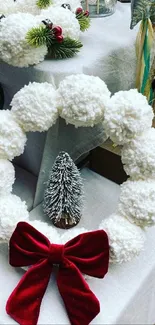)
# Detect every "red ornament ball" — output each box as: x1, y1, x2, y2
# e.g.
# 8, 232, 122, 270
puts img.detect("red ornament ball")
53, 26, 62, 36
56, 35, 64, 43
76, 7, 83, 14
